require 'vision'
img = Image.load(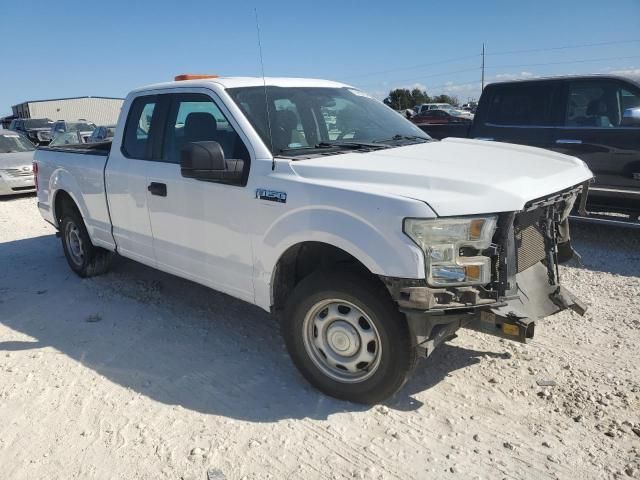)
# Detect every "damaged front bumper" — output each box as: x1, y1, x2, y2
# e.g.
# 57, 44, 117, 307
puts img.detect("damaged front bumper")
463, 262, 586, 344
394, 262, 587, 358
384, 183, 589, 357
